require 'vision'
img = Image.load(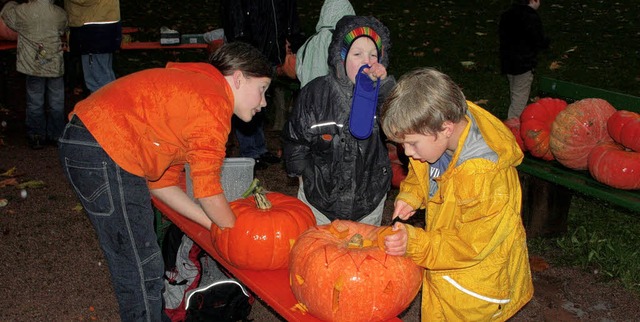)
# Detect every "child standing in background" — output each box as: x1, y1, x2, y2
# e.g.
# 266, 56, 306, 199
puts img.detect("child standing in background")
2, 0, 67, 149
381, 68, 533, 320
499, 0, 549, 119
282, 15, 395, 225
